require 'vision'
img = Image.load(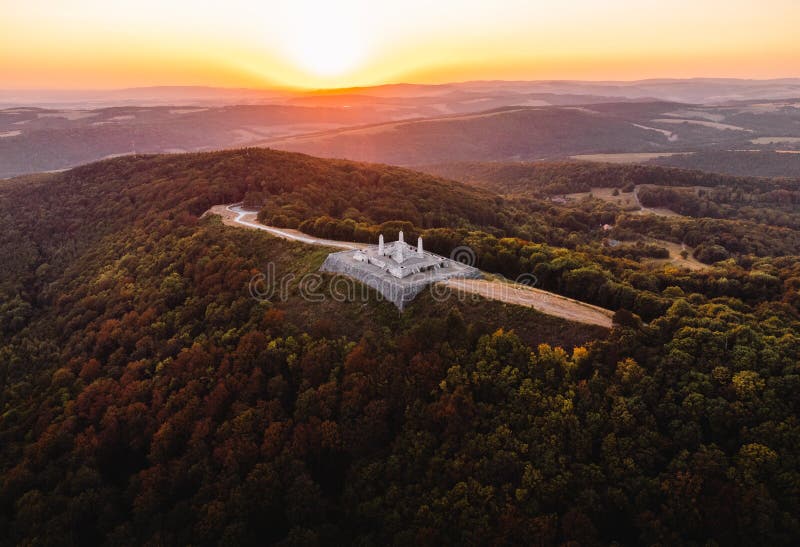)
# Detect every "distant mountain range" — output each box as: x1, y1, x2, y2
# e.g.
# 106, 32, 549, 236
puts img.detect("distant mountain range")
2, 79, 799, 179
4, 78, 800, 109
